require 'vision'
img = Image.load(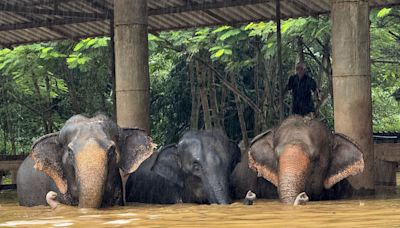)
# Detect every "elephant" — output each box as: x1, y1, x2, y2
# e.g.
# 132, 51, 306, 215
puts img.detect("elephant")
126, 129, 241, 204
247, 115, 364, 204
230, 146, 278, 200
17, 114, 155, 208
